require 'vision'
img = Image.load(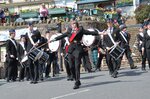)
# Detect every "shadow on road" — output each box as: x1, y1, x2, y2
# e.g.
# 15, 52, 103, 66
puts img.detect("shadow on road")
80, 80, 121, 88
118, 69, 148, 77
81, 74, 104, 80
44, 76, 66, 82
0, 81, 7, 86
